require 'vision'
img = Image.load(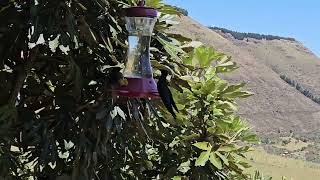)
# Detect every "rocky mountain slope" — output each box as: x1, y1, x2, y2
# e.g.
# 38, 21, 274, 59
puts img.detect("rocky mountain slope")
170, 16, 320, 137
